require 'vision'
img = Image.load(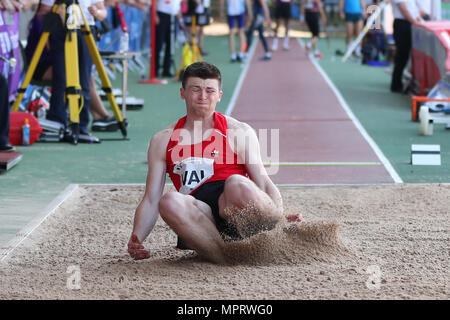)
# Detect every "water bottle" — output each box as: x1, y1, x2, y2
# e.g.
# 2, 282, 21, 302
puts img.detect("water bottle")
22, 118, 30, 146
119, 32, 129, 54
